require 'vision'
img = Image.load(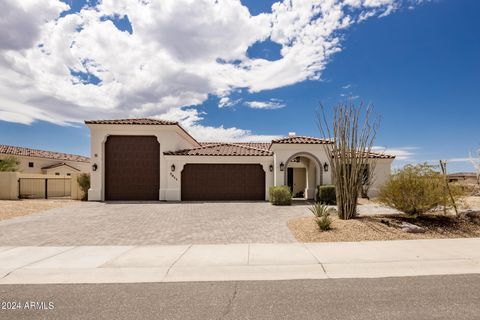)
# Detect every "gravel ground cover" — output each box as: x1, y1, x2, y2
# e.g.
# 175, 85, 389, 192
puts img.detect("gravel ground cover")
289, 197, 480, 242
0, 199, 78, 221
